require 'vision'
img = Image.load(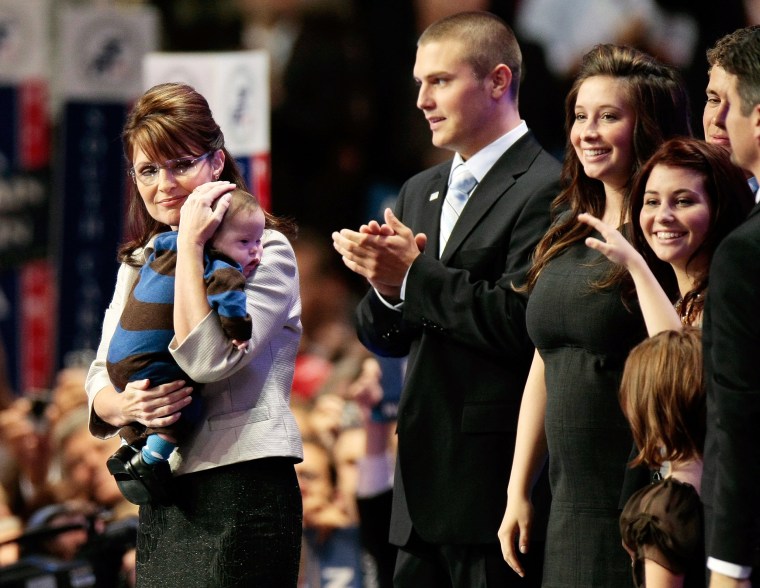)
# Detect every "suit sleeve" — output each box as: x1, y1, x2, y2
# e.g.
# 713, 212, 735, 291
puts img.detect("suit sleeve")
706, 229, 760, 566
